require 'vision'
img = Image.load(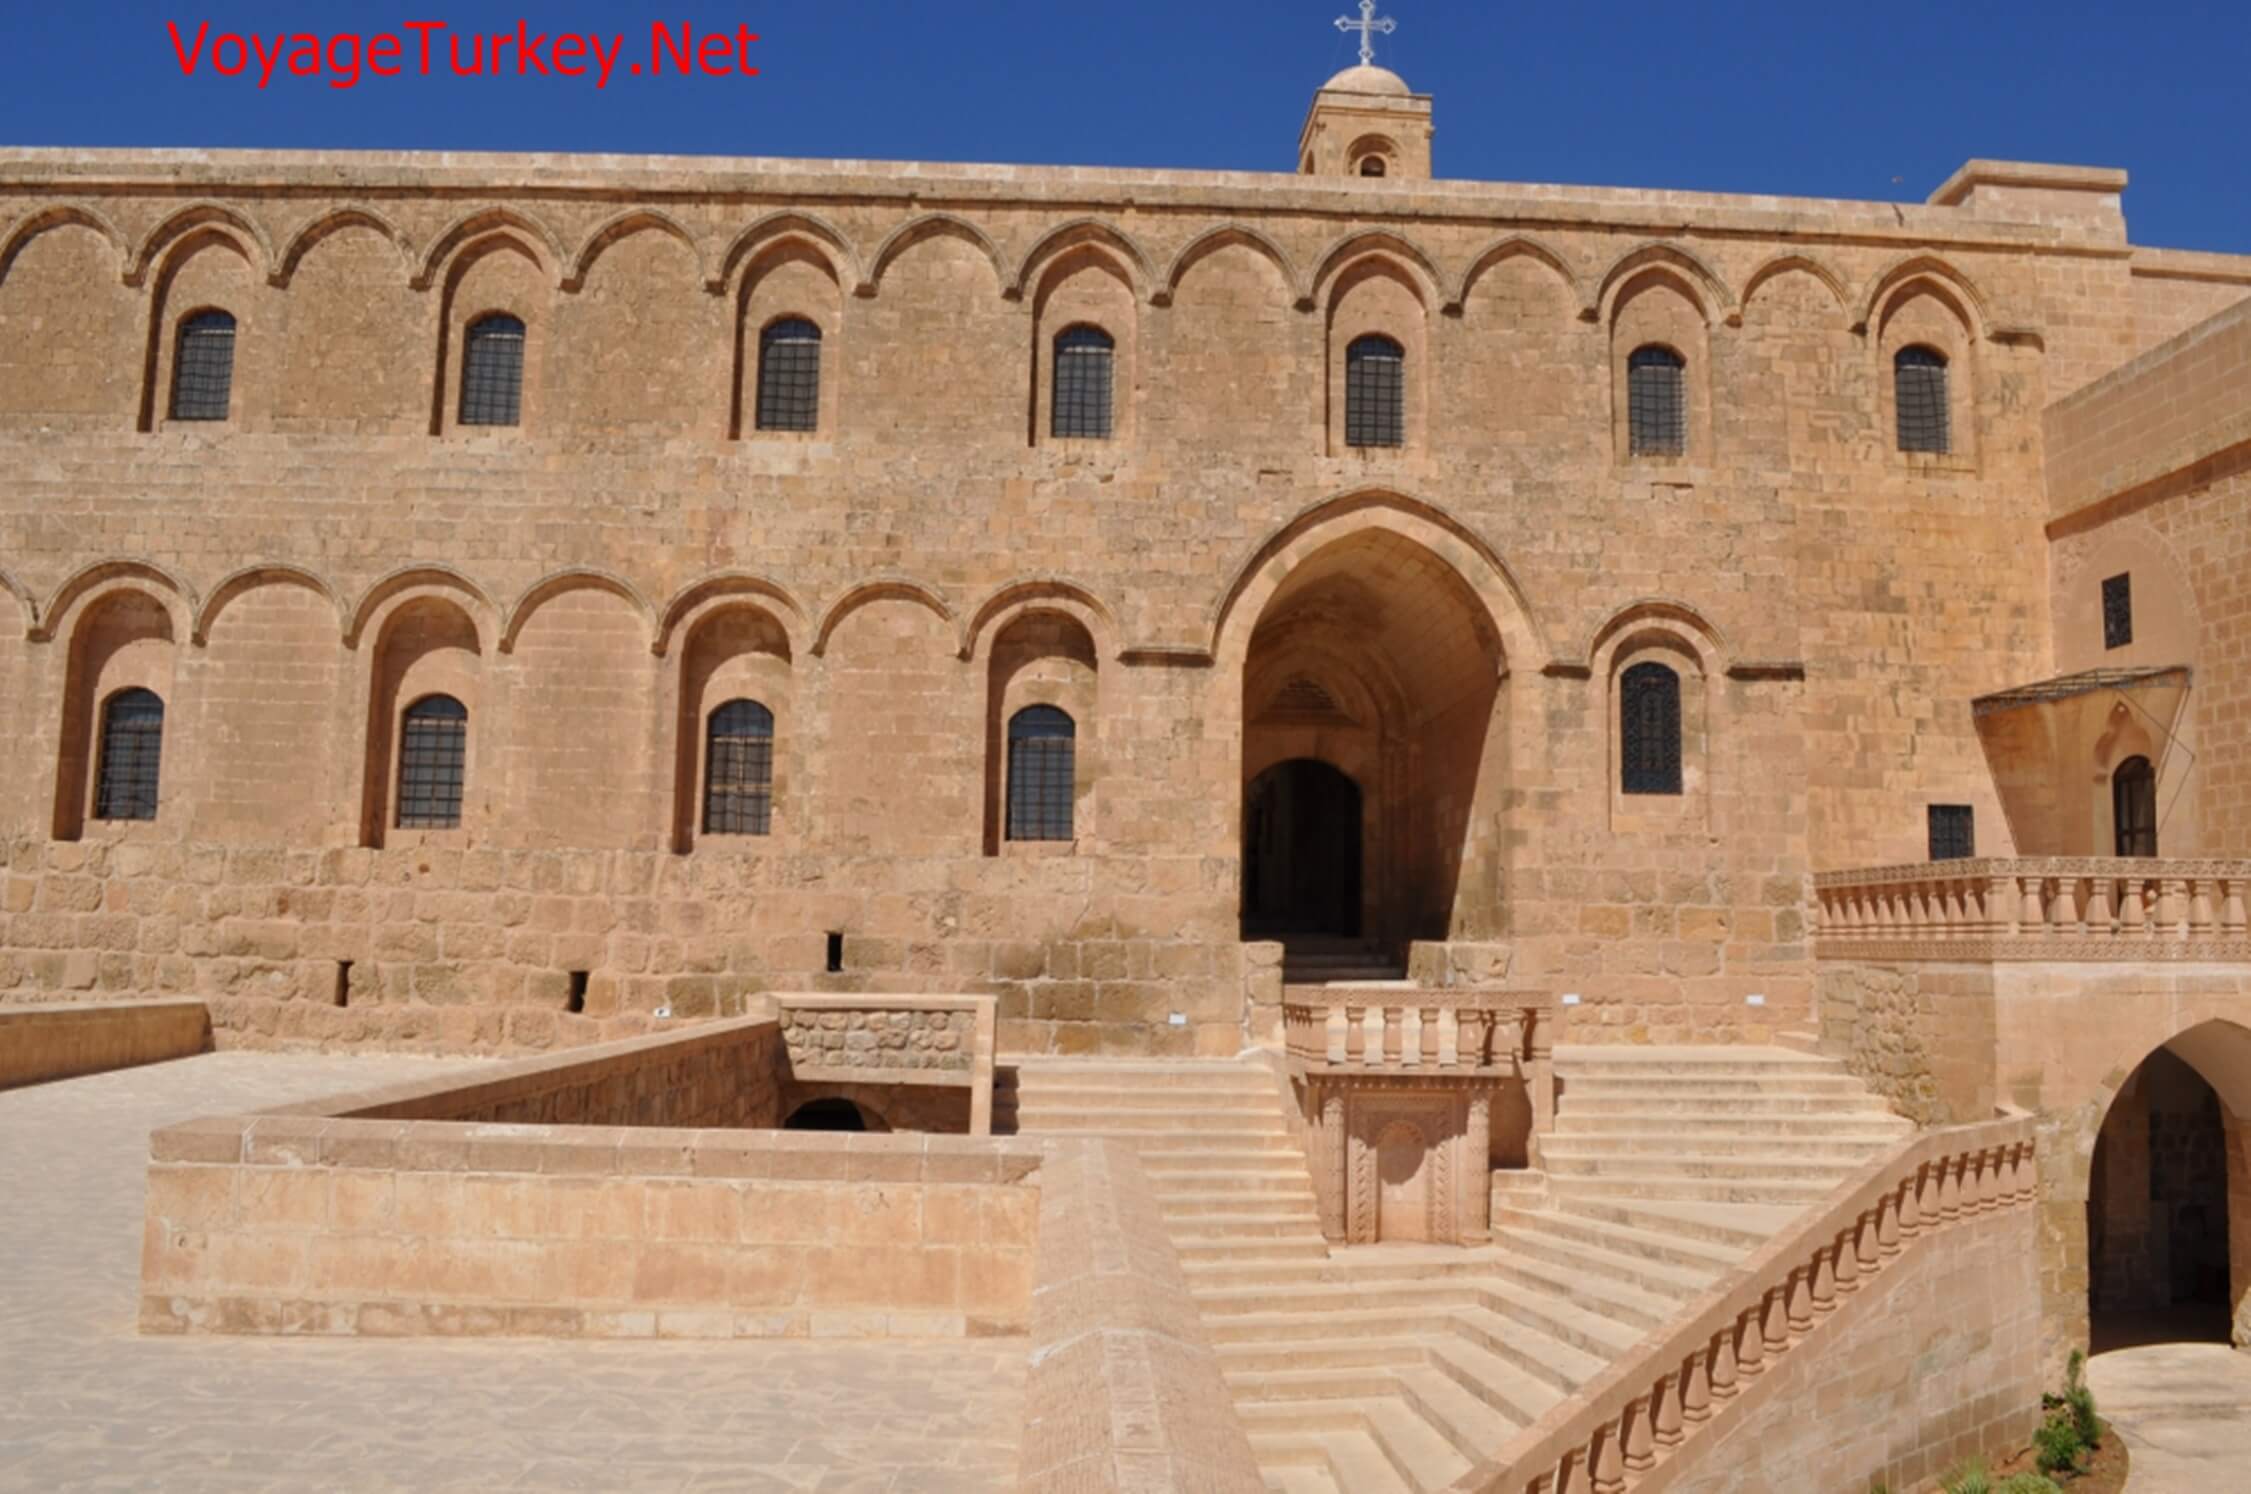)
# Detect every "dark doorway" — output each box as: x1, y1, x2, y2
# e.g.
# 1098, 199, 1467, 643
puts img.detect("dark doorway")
2087, 1046, 2231, 1350
1242, 758, 1362, 938
782, 1097, 868, 1132
2114, 755, 2158, 857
